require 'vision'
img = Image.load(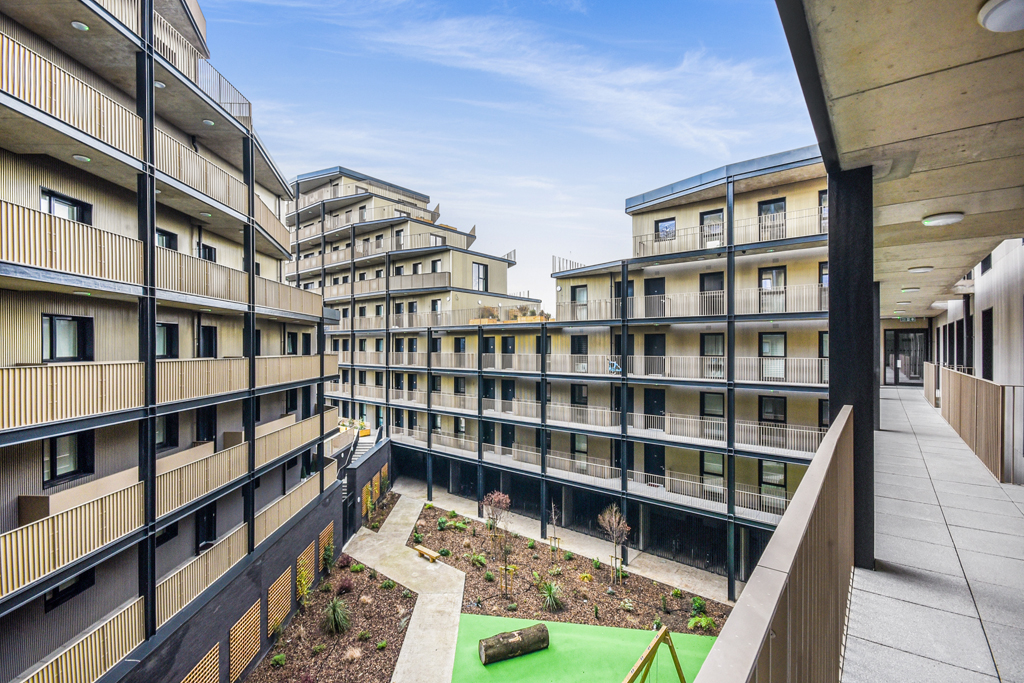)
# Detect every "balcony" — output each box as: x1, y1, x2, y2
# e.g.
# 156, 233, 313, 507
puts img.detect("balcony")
0, 361, 144, 431
291, 180, 431, 214
735, 284, 828, 315
734, 357, 829, 386
353, 384, 386, 401
285, 248, 352, 279
548, 354, 621, 376
390, 272, 451, 291
626, 470, 789, 524
482, 397, 541, 421
331, 426, 357, 455
627, 355, 726, 380
432, 392, 477, 413
254, 196, 291, 250
254, 277, 323, 316
432, 432, 477, 458
430, 352, 477, 369
627, 412, 726, 447
322, 283, 353, 301
353, 315, 385, 330
17, 596, 145, 683
353, 351, 385, 365
483, 443, 542, 472
391, 388, 427, 407
547, 403, 621, 432
0, 481, 144, 598
546, 451, 621, 490
735, 419, 826, 457
634, 221, 725, 257
0, 200, 144, 285
254, 459, 336, 546
156, 442, 247, 517
633, 292, 725, 318
155, 523, 246, 627
734, 207, 827, 245
352, 278, 387, 296
392, 425, 428, 447
393, 351, 427, 367
482, 353, 541, 372
155, 129, 246, 214
254, 408, 337, 468
155, 246, 247, 304
0, 32, 142, 158
156, 358, 246, 403
256, 354, 335, 387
